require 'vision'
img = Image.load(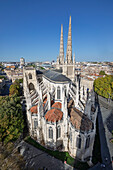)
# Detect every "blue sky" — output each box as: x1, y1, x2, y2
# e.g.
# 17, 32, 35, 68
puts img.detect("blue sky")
0, 0, 113, 62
